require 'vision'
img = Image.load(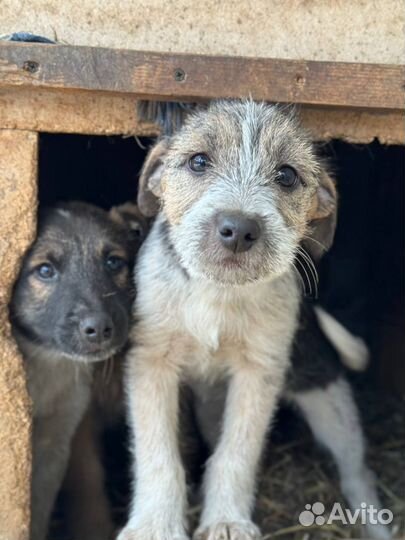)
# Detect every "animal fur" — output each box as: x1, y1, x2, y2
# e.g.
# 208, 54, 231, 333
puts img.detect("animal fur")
192, 302, 391, 540
119, 100, 337, 540
9, 201, 144, 540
